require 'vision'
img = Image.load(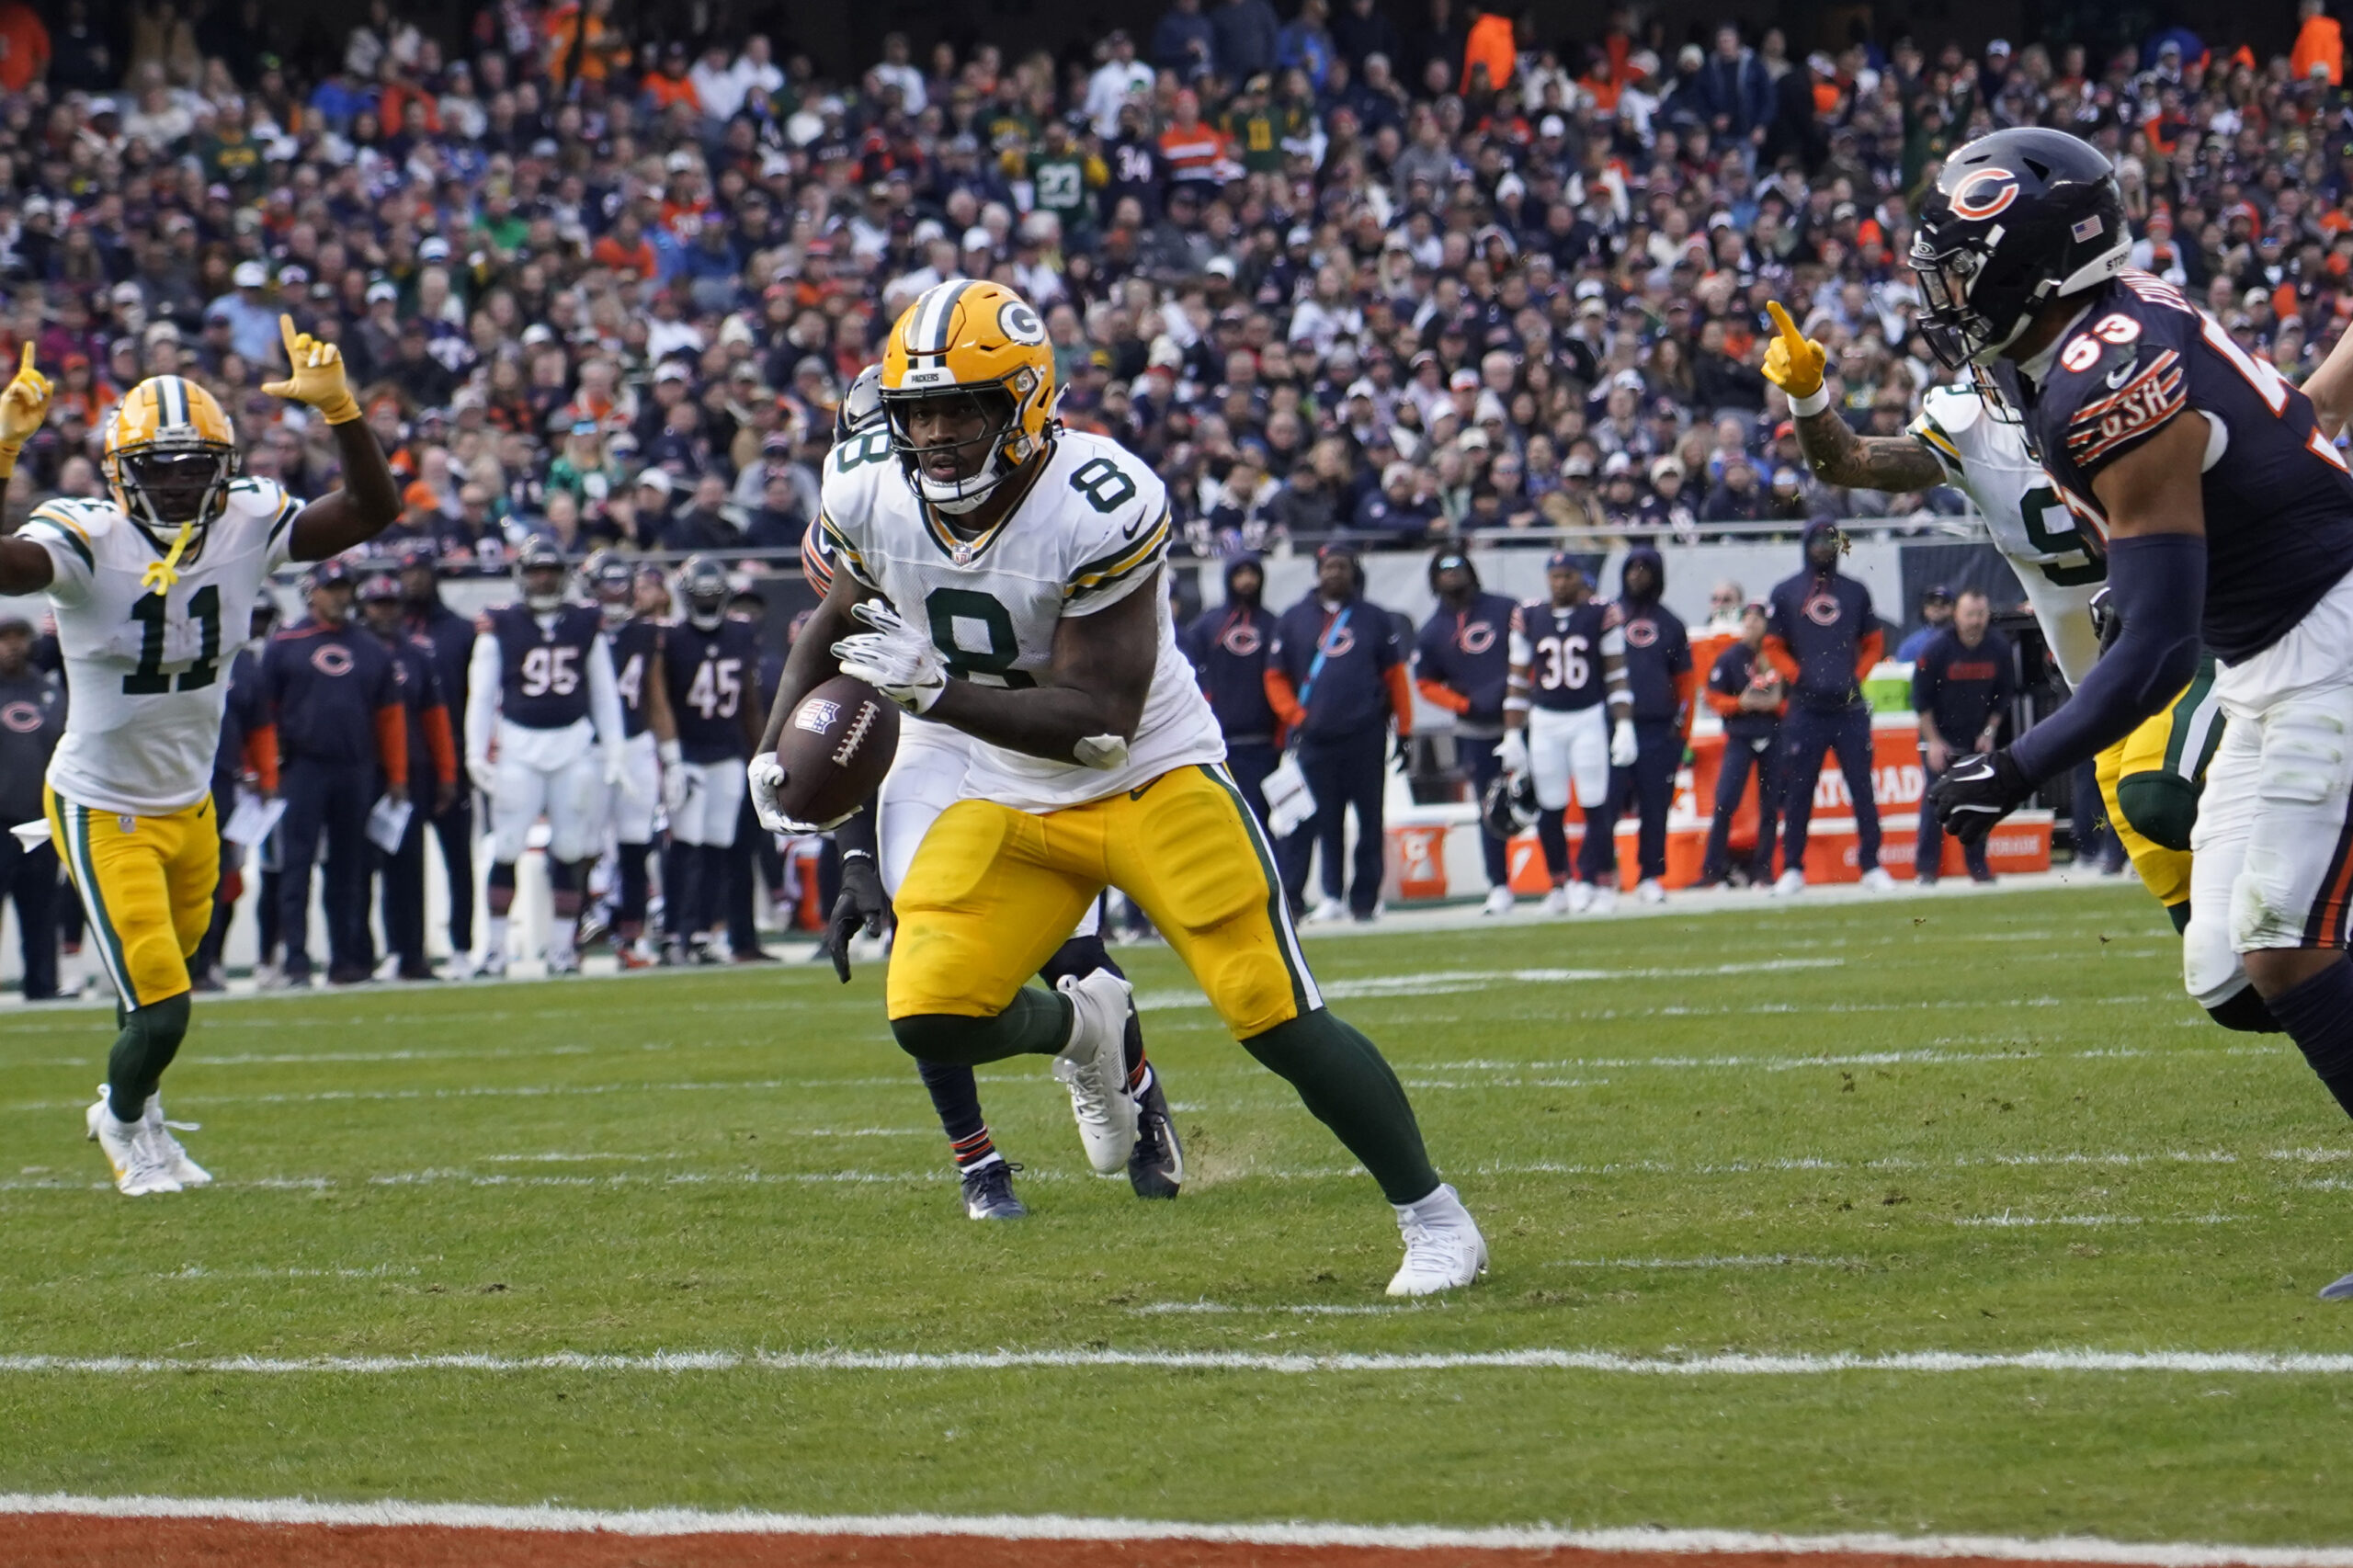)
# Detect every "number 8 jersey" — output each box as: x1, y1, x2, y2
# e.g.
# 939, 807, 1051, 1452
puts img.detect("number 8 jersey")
817, 426, 1226, 811
20, 477, 301, 815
